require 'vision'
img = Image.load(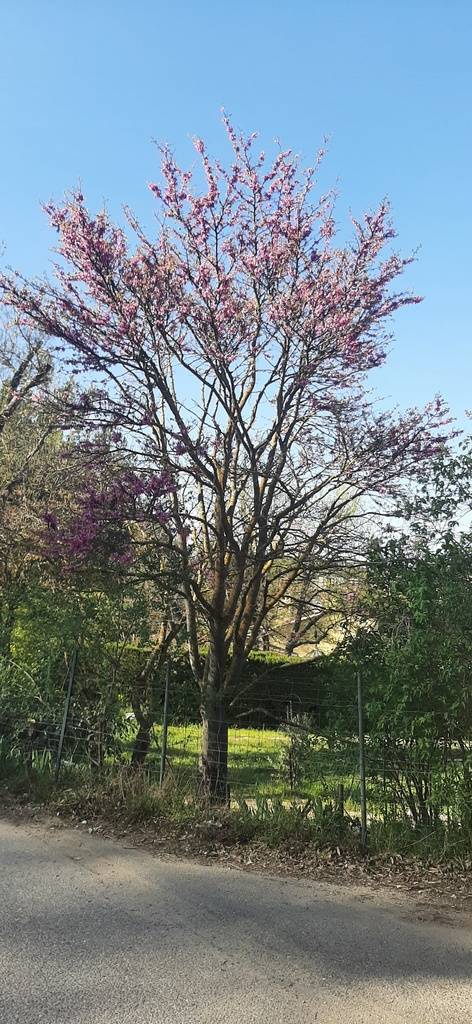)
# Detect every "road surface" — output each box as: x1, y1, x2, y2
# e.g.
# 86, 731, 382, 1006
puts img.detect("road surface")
0, 816, 471, 1023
